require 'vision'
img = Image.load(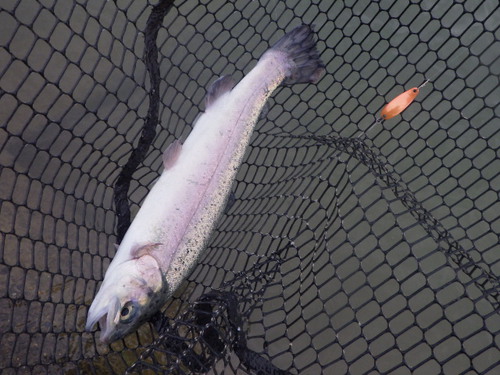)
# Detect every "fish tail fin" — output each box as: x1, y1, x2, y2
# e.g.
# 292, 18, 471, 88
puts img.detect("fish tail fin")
270, 24, 325, 85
